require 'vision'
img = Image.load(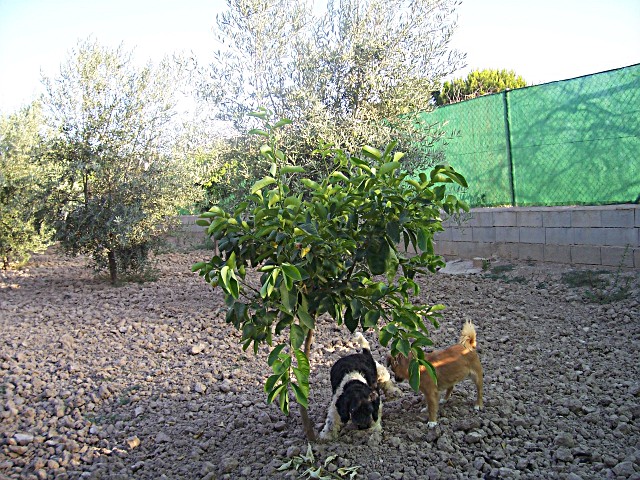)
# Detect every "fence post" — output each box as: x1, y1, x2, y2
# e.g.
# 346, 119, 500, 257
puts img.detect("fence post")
502, 90, 516, 206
